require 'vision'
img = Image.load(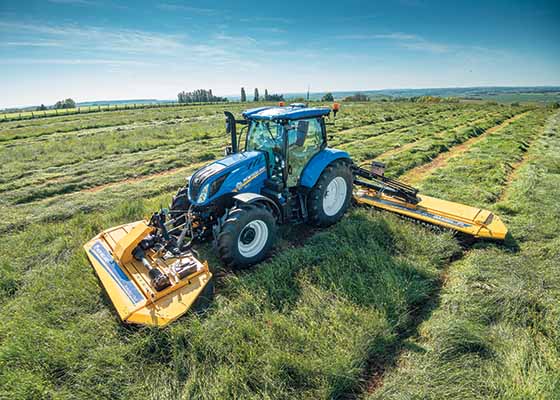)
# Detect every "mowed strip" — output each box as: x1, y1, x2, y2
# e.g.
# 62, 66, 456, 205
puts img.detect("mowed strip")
357, 109, 523, 177
496, 110, 559, 201
368, 110, 559, 400
376, 112, 508, 160
0, 104, 487, 206
362, 109, 552, 396
400, 111, 531, 185
0, 105, 514, 233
